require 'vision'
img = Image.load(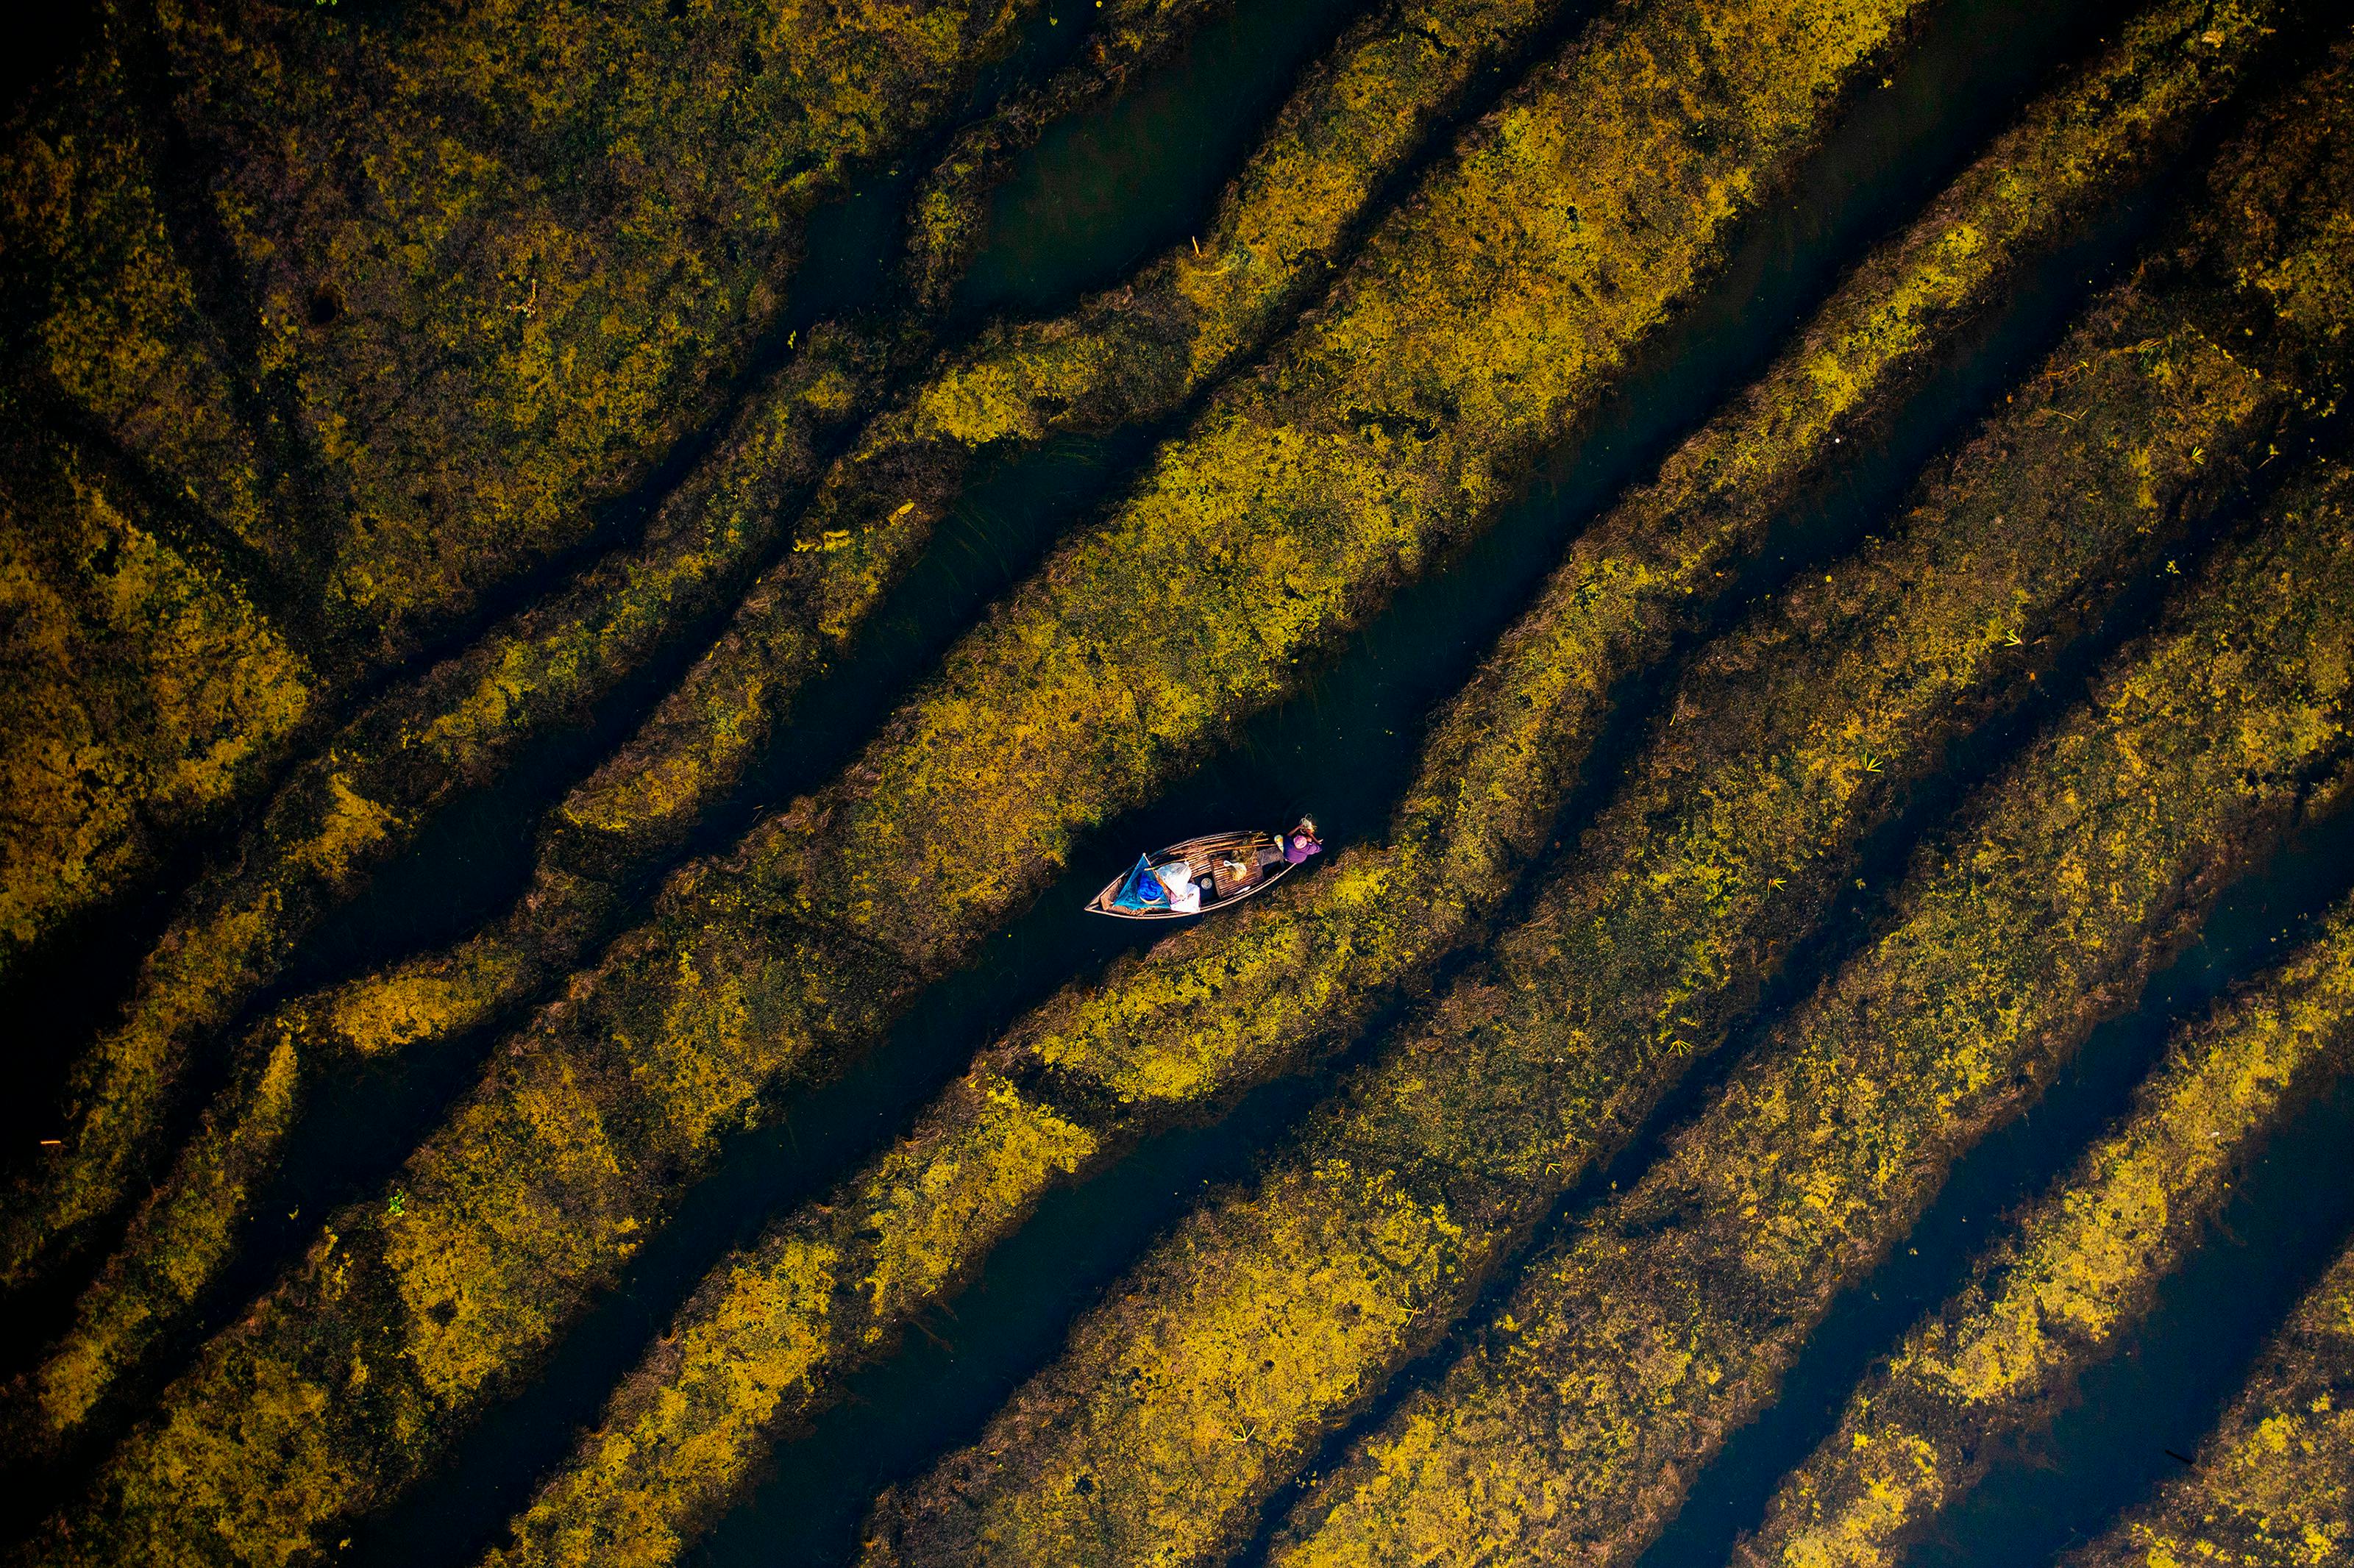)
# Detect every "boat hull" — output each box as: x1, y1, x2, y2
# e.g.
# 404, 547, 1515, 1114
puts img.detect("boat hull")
1085, 830, 1300, 919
